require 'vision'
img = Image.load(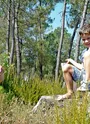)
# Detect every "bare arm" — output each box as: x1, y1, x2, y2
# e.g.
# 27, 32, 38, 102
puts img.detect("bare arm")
66, 58, 83, 70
